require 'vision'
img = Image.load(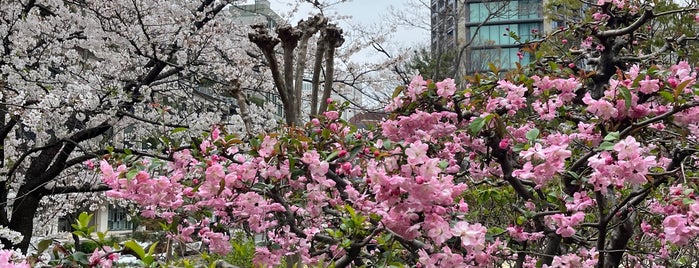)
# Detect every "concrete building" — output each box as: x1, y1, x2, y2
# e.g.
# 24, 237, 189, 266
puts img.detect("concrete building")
430, 0, 546, 73
228, 0, 282, 31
